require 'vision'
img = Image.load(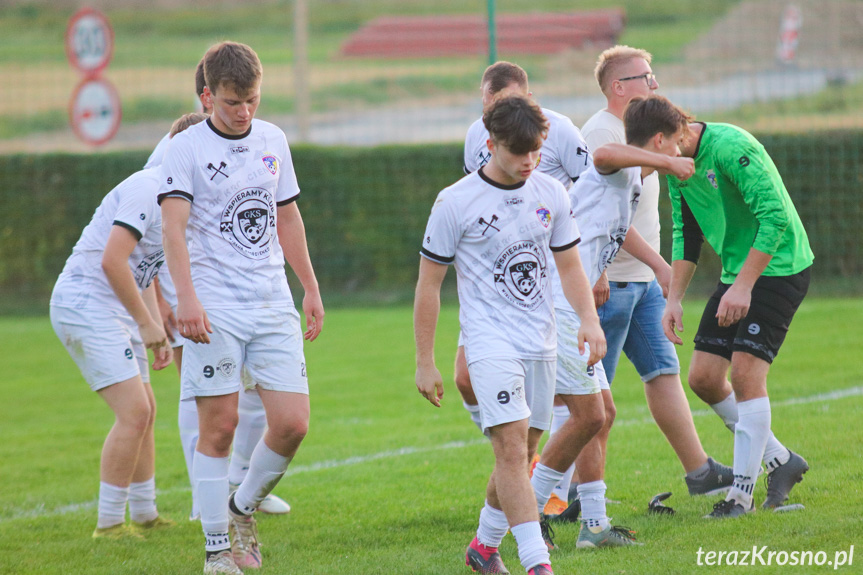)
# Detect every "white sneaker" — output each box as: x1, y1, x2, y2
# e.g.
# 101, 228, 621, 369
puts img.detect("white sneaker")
204, 550, 243, 575
258, 493, 291, 514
